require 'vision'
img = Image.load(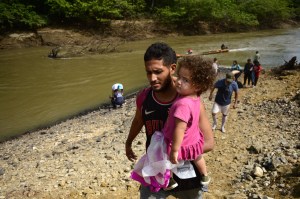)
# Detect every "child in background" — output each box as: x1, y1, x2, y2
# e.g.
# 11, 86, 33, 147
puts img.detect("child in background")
110, 83, 125, 108
253, 60, 263, 87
